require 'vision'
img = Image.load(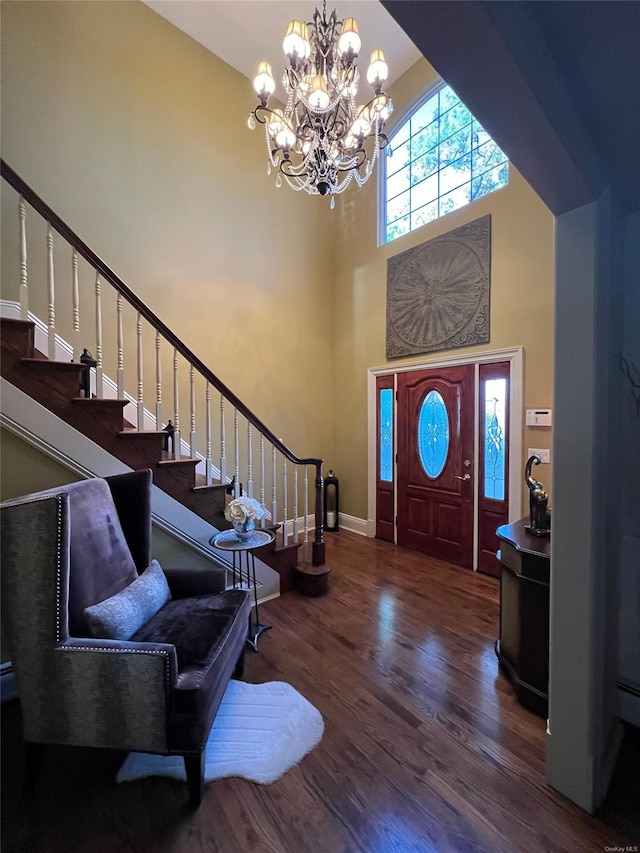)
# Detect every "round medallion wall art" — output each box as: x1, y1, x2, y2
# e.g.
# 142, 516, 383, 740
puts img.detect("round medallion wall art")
386, 214, 491, 358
